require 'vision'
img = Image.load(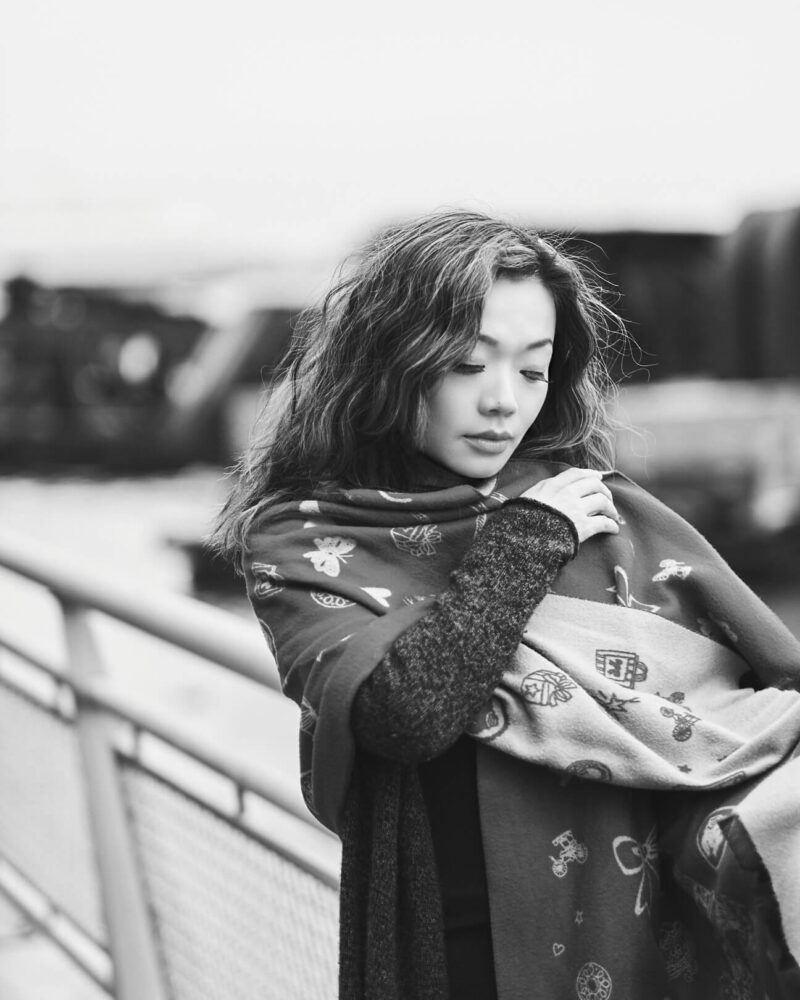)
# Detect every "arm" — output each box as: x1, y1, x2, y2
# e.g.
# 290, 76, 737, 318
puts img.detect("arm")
351, 499, 578, 763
